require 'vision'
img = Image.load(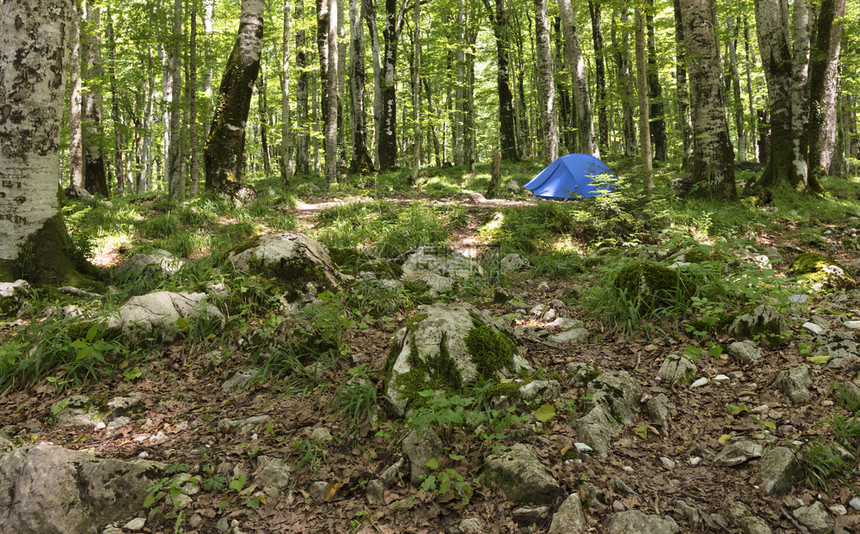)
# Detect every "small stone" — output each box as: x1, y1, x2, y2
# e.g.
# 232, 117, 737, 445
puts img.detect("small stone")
689, 456, 701, 466
849, 496, 860, 511
660, 457, 676, 469
792, 502, 833, 534
612, 500, 626, 512
188, 514, 203, 528
844, 320, 860, 330
789, 294, 808, 303
713, 374, 730, 382
803, 322, 825, 335
690, 377, 709, 388
713, 441, 763, 466
366, 479, 386, 506
549, 328, 590, 343
459, 518, 481, 533
309, 481, 328, 500
548, 494, 586, 533
828, 504, 846, 516
574, 442, 593, 453
622, 465, 634, 473
310, 427, 333, 442
511, 506, 550, 525
215, 517, 229, 533
124, 517, 146, 531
